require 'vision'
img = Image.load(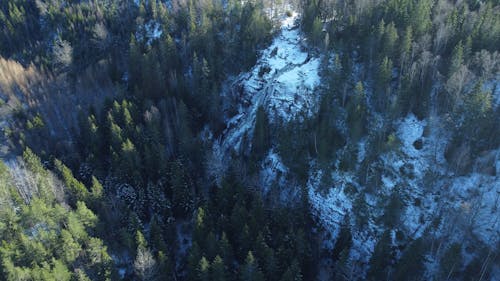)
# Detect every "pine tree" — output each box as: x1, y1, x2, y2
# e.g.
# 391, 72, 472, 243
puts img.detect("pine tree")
240, 251, 265, 281
410, 0, 432, 36
367, 230, 393, 281
157, 251, 173, 281
58, 230, 81, 263
440, 243, 463, 280
54, 159, 89, 205
193, 207, 207, 248
393, 238, 426, 281
120, 138, 141, 183
280, 259, 302, 281
219, 232, 233, 263
187, 243, 202, 281
400, 26, 413, 69
254, 233, 277, 278
332, 215, 352, 261
449, 41, 464, 76
382, 21, 398, 59
198, 256, 210, 281
375, 57, 393, 111
251, 106, 270, 162
89, 176, 103, 210
170, 160, 194, 217
211, 255, 226, 281
311, 17, 323, 46
347, 82, 367, 141
129, 34, 142, 87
